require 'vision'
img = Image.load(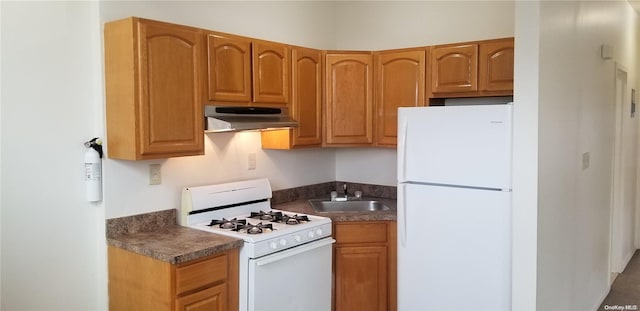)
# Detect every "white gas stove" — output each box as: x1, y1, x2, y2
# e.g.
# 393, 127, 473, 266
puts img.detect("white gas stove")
180, 178, 334, 311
